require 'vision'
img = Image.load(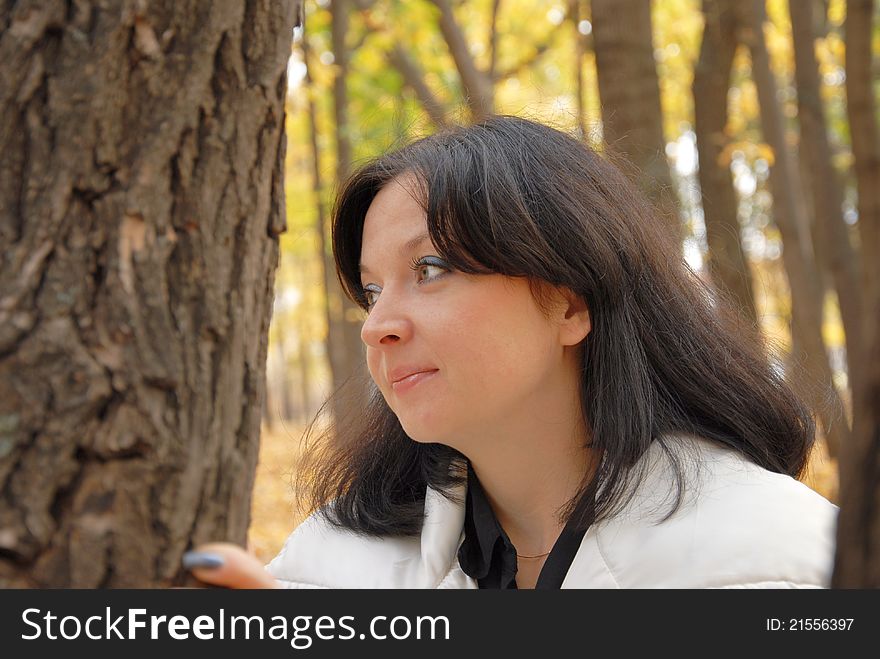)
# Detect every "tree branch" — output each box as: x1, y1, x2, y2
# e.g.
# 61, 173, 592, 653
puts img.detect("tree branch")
495, 40, 552, 82
488, 0, 502, 81
428, 0, 494, 119
494, 4, 568, 82
352, 0, 450, 128
387, 48, 451, 128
